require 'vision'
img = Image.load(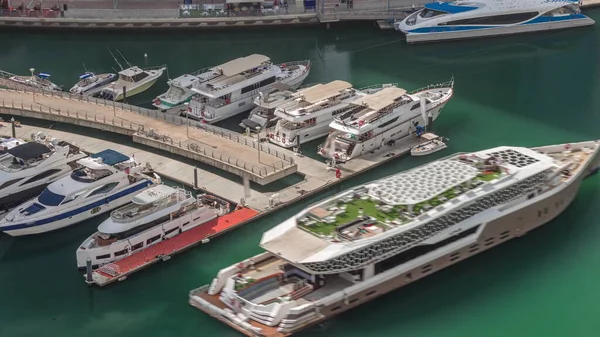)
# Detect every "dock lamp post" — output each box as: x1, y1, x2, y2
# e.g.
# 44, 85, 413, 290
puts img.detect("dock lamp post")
184, 102, 190, 137
29, 68, 35, 102
255, 126, 261, 163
